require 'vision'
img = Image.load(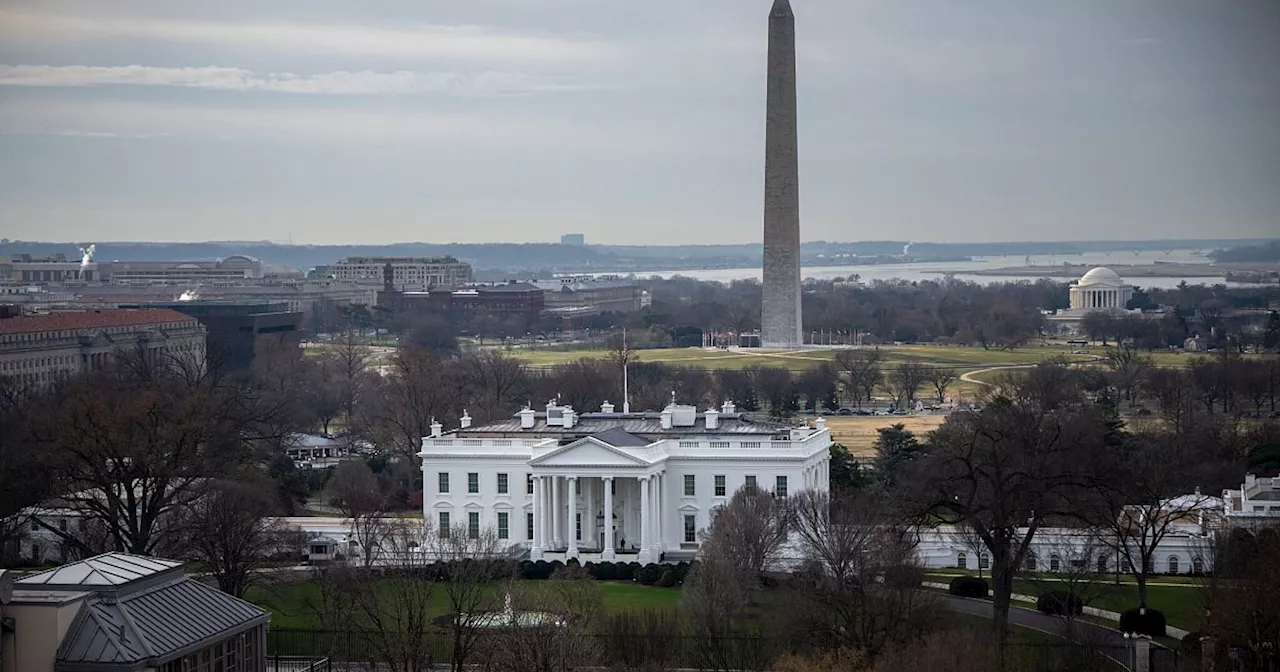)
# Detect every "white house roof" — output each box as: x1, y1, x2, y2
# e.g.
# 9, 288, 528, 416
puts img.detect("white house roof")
17, 553, 182, 590
1078, 267, 1124, 287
